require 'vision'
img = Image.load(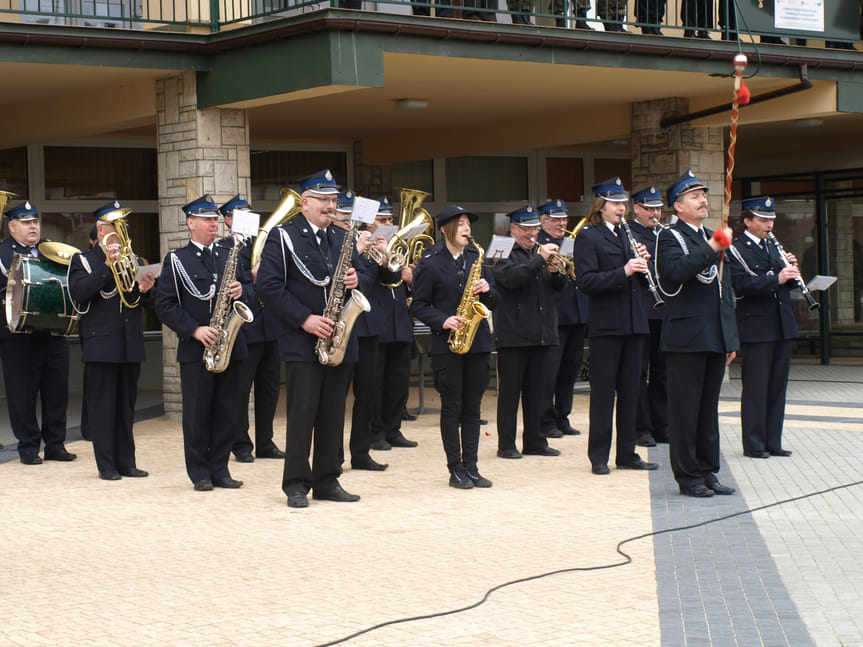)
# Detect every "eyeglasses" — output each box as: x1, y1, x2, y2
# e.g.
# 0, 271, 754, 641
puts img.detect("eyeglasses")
307, 195, 338, 204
